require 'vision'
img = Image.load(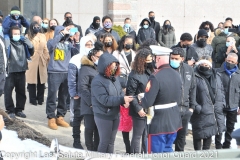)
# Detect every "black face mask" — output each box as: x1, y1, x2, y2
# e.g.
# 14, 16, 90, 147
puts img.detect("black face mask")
149, 17, 155, 22
182, 44, 189, 48
105, 42, 112, 47
33, 28, 40, 34
199, 65, 210, 72
164, 24, 170, 29
93, 22, 100, 29
42, 28, 47, 33
204, 27, 210, 31
146, 62, 154, 69
125, 44, 133, 50
50, 26, 56, 31
226, 62, 236, 70
65, 17, 72, 24
60, 34, 70, 42
196, 39, 207, 48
